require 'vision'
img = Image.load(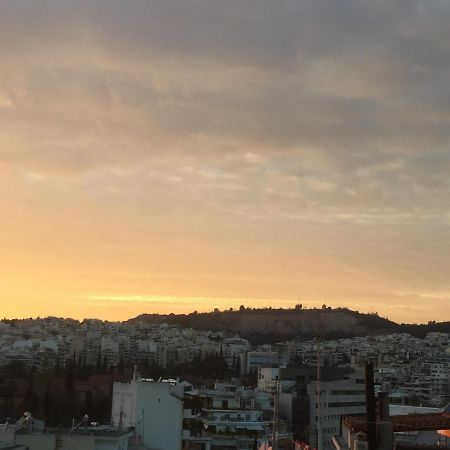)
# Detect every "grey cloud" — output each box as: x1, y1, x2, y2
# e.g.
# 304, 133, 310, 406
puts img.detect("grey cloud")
1, 0, 450, 219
